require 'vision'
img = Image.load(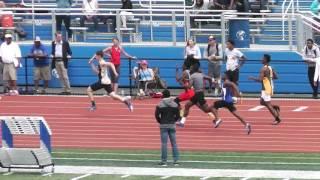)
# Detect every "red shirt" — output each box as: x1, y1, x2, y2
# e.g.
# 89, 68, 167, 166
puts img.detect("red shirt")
110, 45, 121, 65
